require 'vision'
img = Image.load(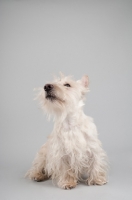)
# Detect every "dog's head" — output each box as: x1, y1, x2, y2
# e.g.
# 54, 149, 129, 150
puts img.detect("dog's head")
37, 73, 89, 117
